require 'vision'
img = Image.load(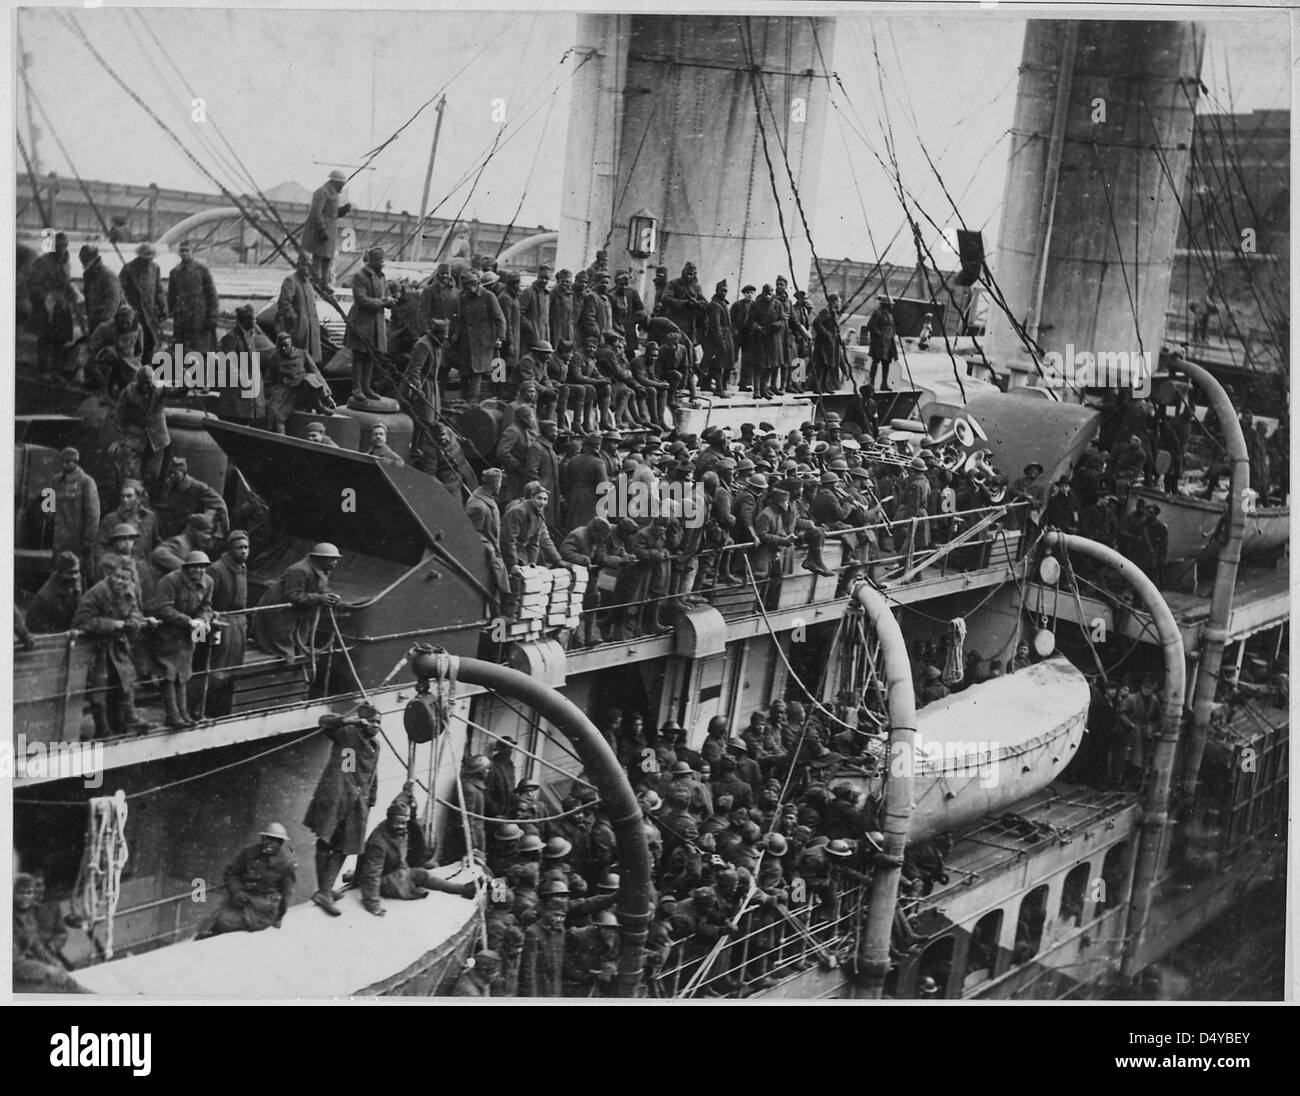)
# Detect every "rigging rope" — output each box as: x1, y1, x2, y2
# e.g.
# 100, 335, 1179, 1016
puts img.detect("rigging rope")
15, 130, 50, 227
